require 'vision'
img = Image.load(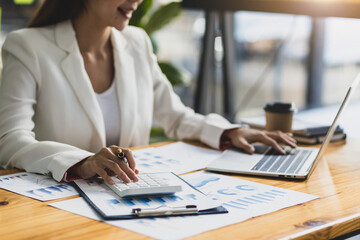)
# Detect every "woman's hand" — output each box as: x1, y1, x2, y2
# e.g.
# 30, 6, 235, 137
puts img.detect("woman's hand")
70, 145, 139, 185
222, 127, 297, 154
